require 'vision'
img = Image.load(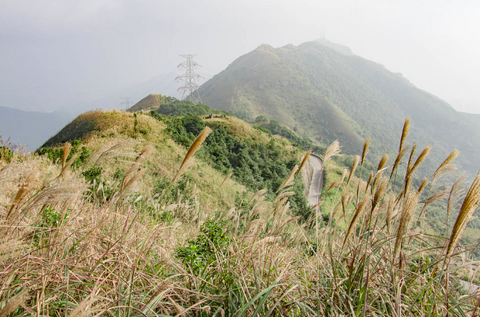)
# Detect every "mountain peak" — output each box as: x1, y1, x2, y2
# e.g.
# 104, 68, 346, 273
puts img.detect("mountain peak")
314, 38, 354, 56
197, 40, 480, 177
